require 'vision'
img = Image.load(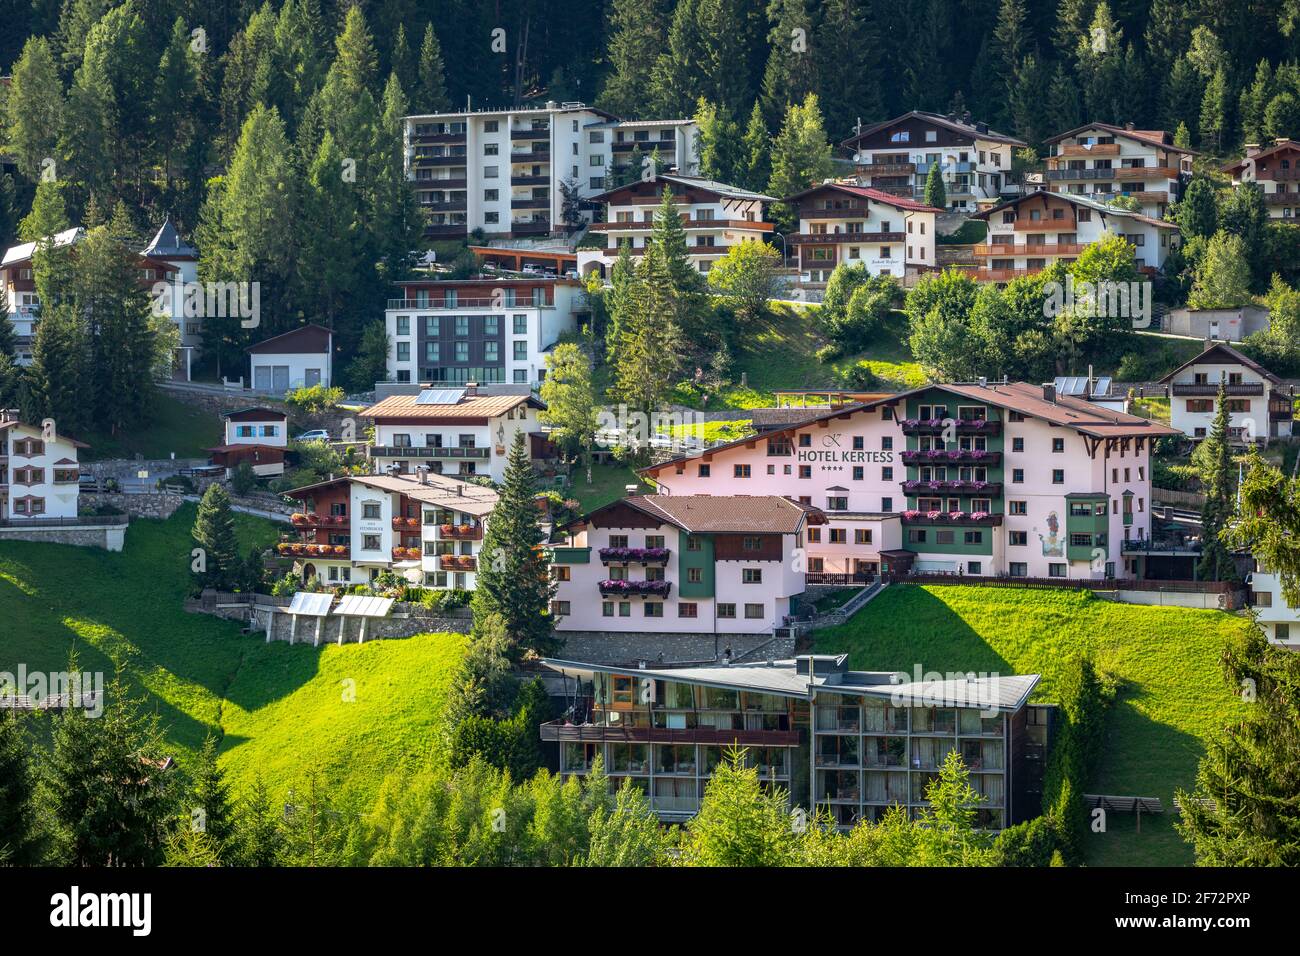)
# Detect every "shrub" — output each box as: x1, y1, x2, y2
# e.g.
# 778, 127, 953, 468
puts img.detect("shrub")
991, 814, 1060, 866
284, 384, 345, 413
230, 461, 257, 495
